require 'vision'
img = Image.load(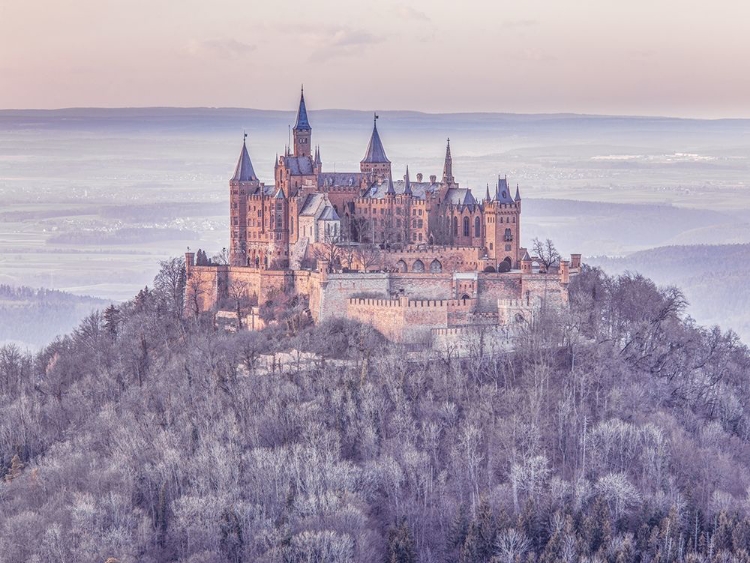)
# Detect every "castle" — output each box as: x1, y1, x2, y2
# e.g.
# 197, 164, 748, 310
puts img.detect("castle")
185, 88, 580, 346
